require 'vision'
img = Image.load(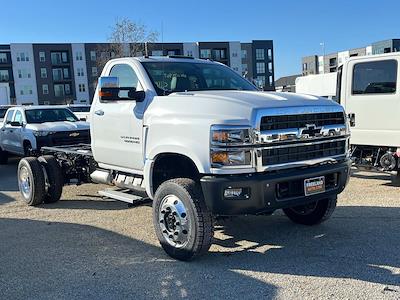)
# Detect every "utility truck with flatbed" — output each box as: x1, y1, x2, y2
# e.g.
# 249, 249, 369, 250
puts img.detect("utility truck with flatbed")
16, 56, 351, 260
